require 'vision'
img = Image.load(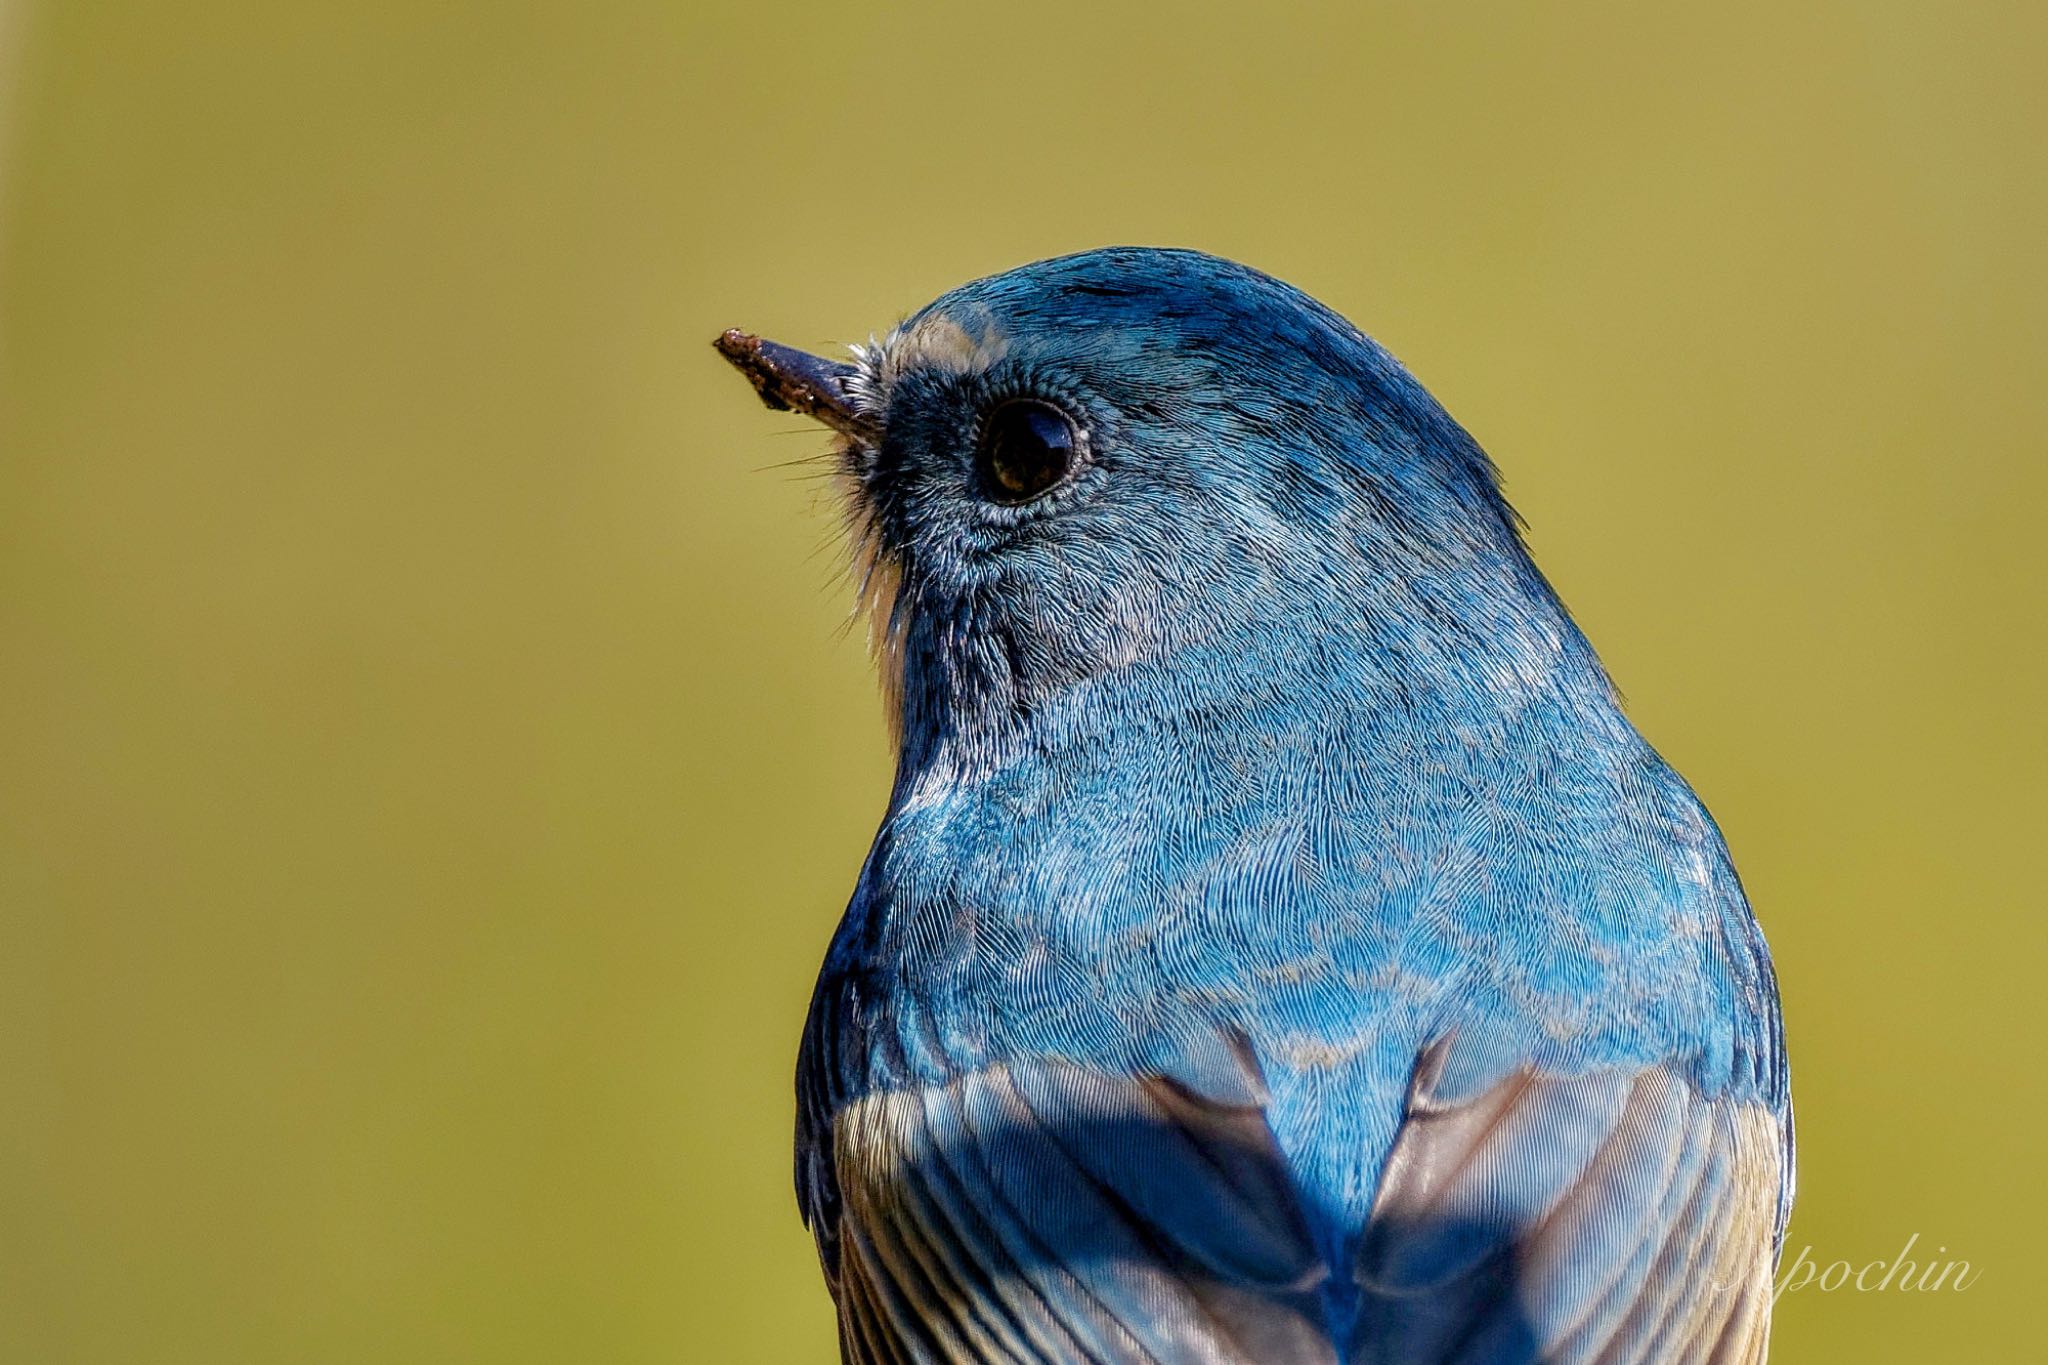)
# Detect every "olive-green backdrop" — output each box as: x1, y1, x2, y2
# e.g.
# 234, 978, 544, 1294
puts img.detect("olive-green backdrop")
2, 2, 2041, 1361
